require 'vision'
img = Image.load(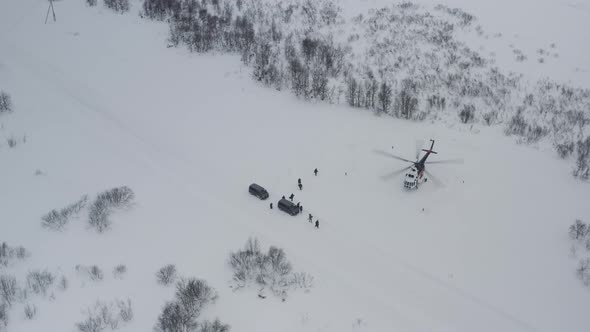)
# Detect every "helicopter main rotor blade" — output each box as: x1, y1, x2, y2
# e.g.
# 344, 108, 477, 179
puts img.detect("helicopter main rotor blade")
425, 158, 464, 165
380, 166, 411, 181
424, 169, 445, 188
415, 139, 424, 161
373, 149, 414, 163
